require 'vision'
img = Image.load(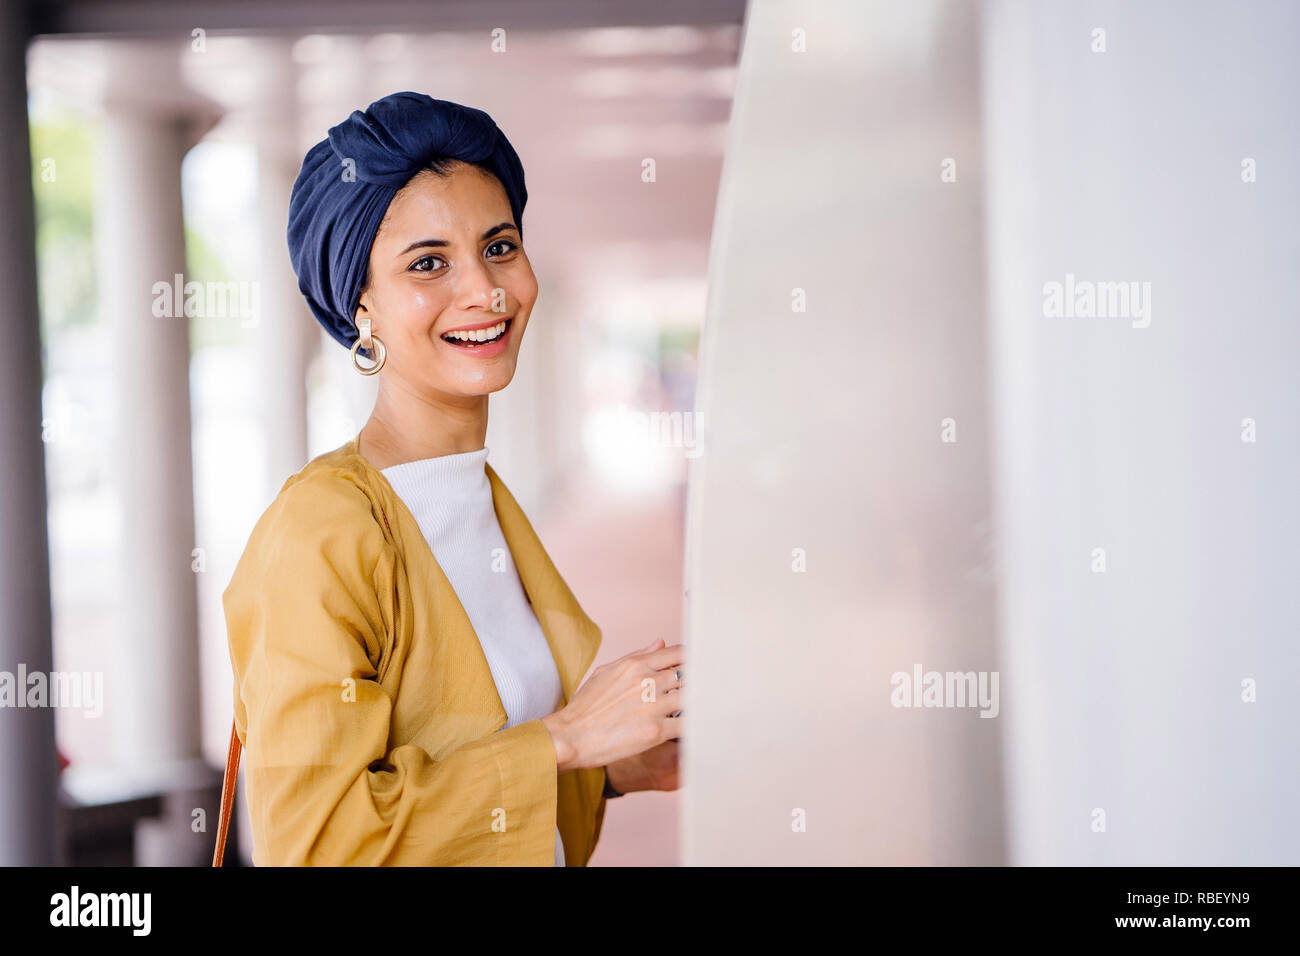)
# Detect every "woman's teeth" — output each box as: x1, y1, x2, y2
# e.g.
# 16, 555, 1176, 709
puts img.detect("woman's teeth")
442, 319, 509, 345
